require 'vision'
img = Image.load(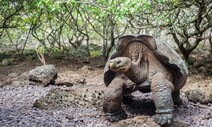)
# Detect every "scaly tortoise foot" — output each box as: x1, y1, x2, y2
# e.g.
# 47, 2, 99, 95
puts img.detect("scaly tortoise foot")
152, 110, 173, 125
105, 110, 127, 122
